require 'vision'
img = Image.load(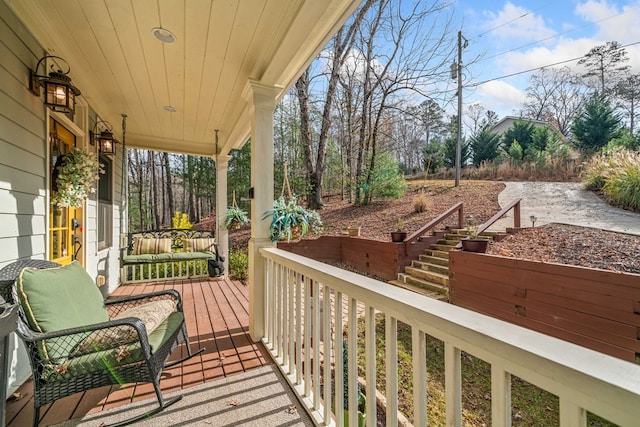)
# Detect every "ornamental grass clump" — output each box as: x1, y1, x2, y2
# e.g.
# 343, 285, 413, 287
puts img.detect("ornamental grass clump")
51, 147, 104, 207
582, 149, 640, 211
